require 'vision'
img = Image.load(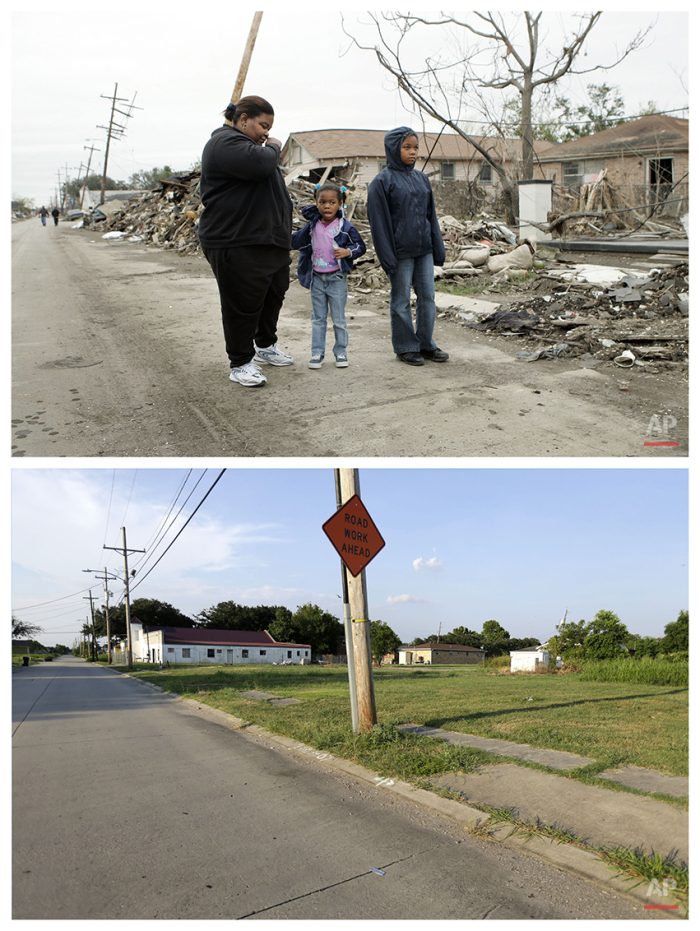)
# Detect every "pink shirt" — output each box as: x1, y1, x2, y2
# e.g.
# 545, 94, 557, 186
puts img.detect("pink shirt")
311, 218, 341, 273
